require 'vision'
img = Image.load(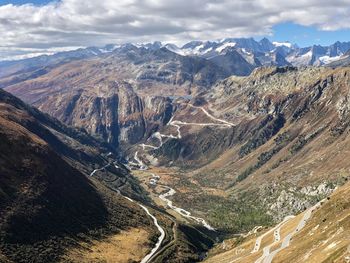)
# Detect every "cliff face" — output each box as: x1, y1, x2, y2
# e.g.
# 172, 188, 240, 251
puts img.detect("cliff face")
30, 81, 173, 148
